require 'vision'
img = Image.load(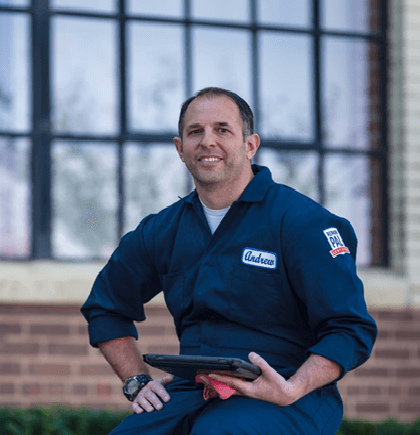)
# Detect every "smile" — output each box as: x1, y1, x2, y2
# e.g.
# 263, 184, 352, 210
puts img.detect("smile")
199, 157, 222, 162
